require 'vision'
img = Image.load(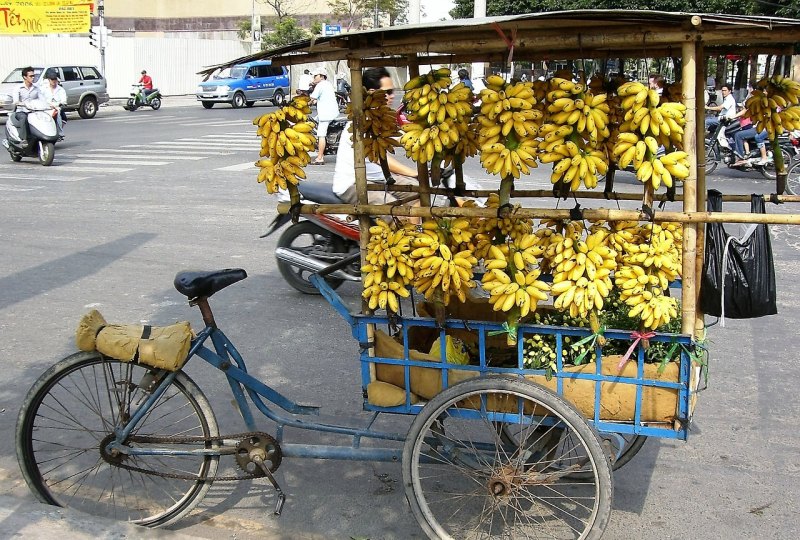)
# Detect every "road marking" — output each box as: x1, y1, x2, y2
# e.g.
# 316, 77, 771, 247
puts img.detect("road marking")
200, 133, 257, 140
70, 159, 170, 166
177, 120, 250, 127
0, 172, 89, 181
149, 142, 258, 150
173, 138, 261, 146
215, 161, 255, 171
46, 165, 134, 172
98, 115, 179, 123
0, 183, 44, 191
60, 153, 207, 161
118, 145, 235, 155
